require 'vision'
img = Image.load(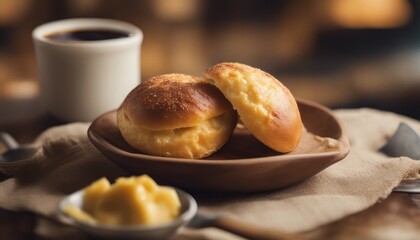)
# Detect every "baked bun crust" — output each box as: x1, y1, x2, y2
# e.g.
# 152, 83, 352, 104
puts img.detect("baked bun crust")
204, 63, 302, 153
118, 73, 237, 159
